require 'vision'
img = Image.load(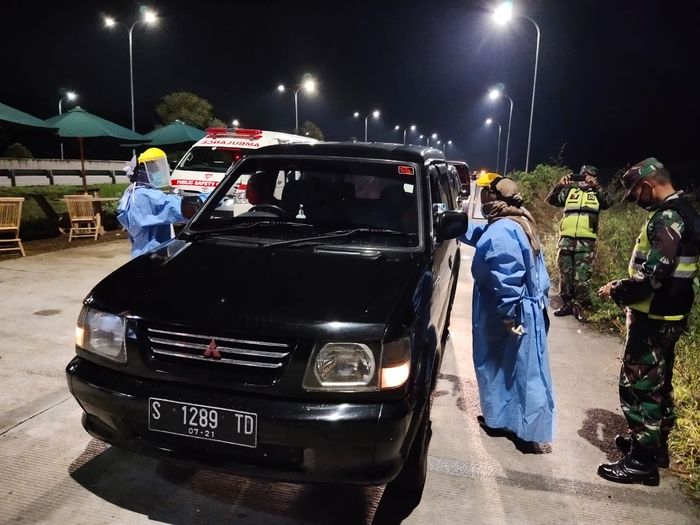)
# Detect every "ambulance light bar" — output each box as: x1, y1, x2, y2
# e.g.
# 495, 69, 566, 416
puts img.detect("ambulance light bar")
205, 127, 263, 137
